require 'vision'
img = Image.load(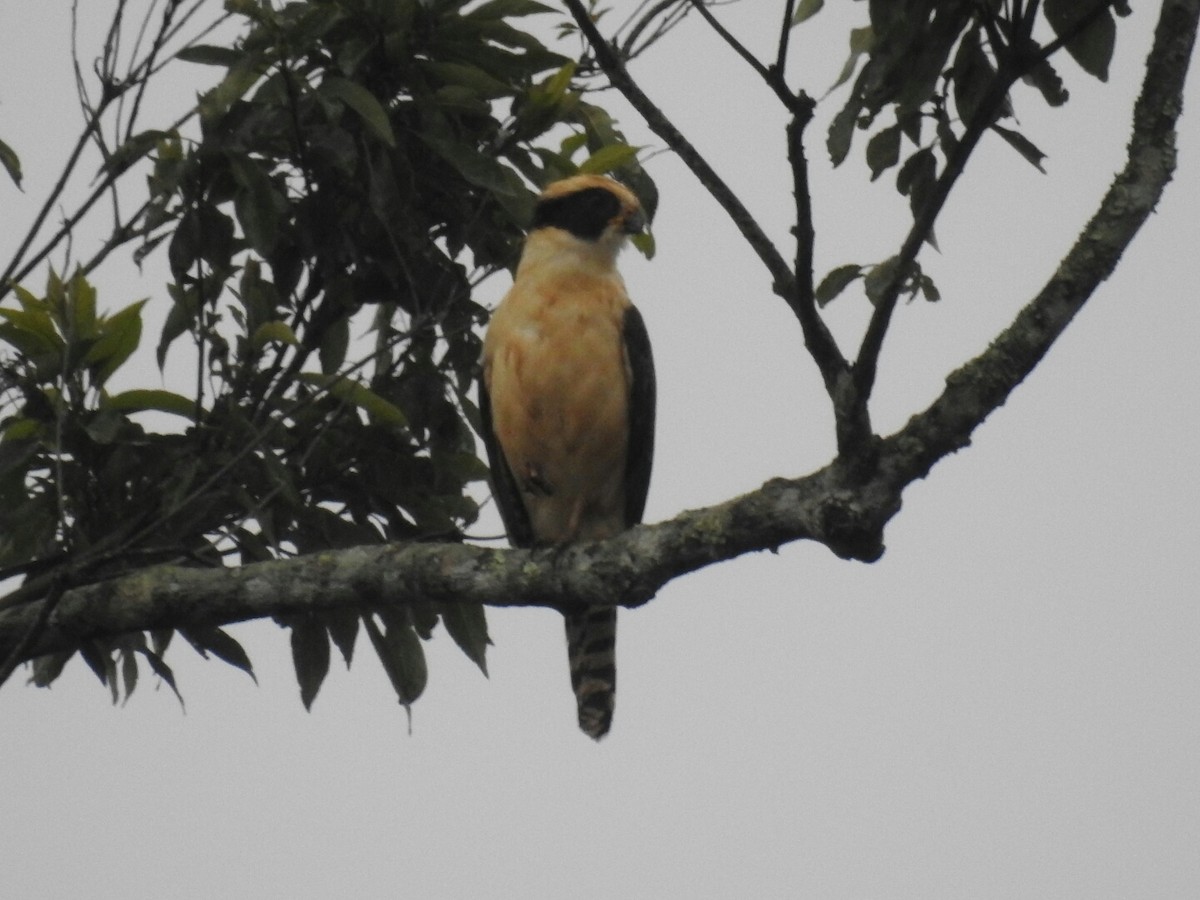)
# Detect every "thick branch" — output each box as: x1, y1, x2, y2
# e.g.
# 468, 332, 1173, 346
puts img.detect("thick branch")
0, 463, 895, 663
